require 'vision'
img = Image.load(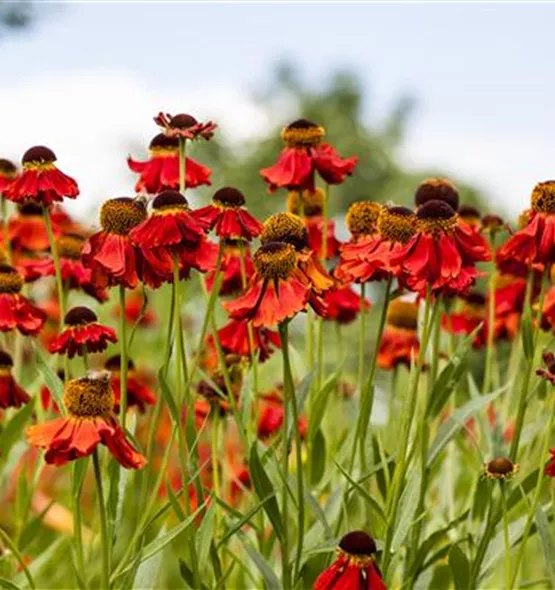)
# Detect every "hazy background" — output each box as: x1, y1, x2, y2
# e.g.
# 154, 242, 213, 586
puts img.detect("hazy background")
1, 2, 554, 221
